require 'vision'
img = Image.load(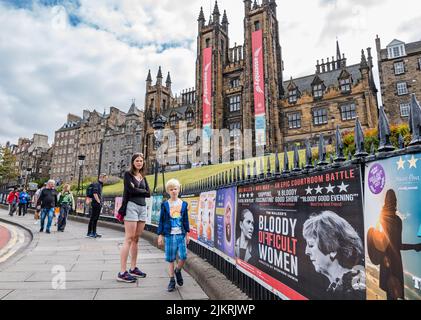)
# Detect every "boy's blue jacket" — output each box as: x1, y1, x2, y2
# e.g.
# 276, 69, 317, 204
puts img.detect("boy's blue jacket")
157, 200, 190, 236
